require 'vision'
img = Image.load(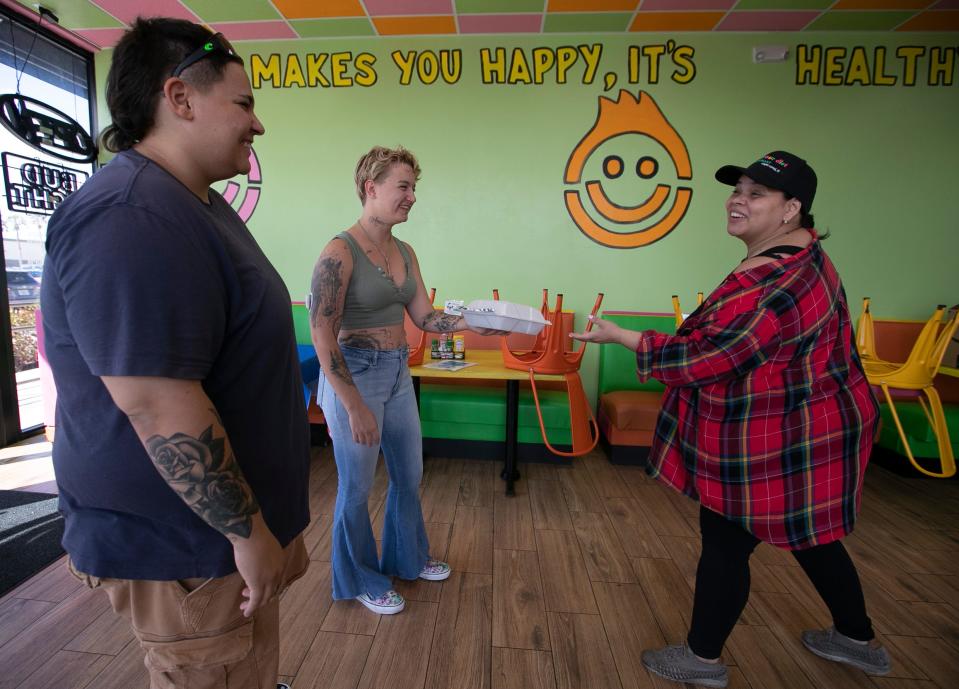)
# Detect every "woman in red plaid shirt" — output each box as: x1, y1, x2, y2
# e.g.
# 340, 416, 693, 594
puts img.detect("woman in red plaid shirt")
574, 151, 889, 688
